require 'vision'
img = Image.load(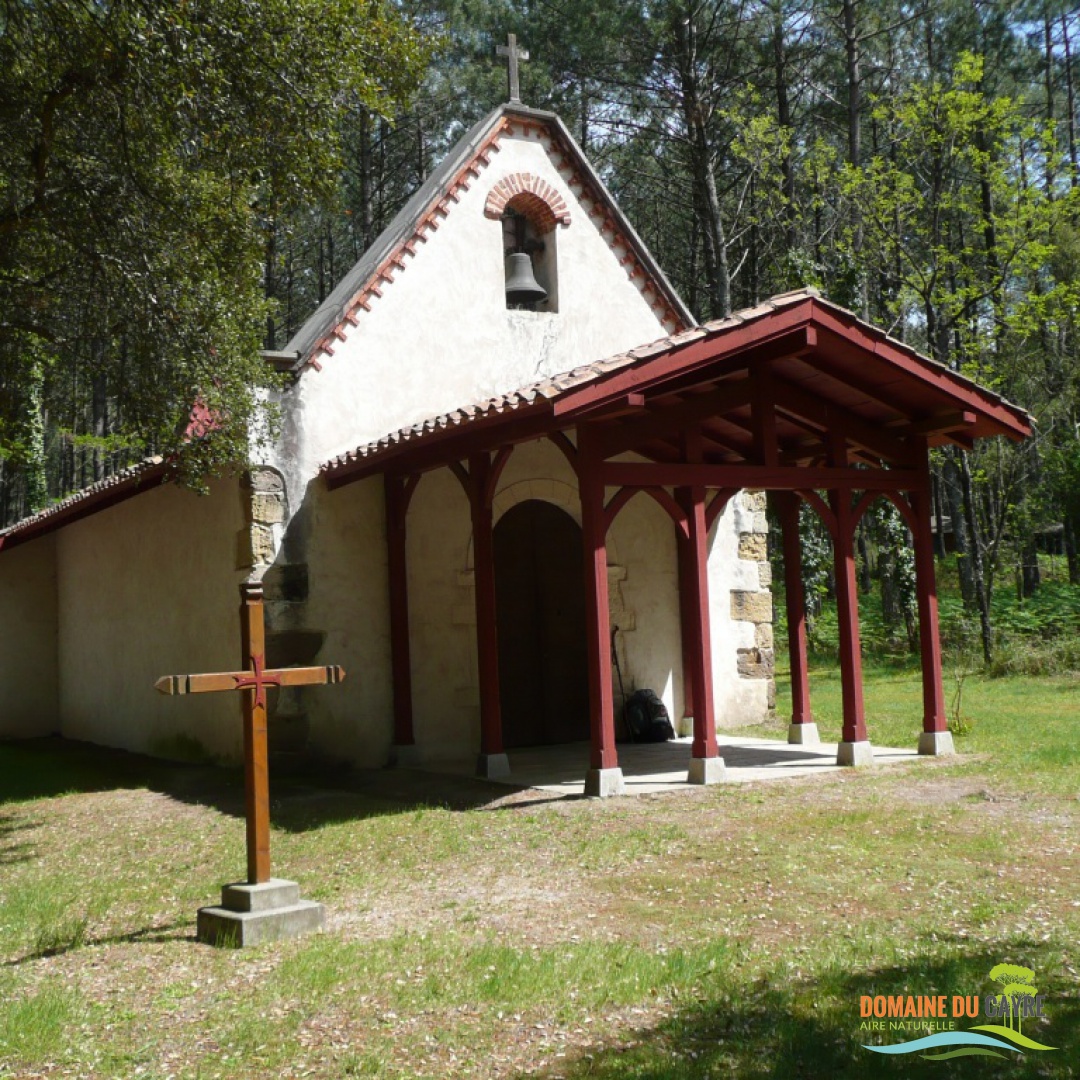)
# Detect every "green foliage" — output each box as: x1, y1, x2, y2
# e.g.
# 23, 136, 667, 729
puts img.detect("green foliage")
0, 0, 429, 513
